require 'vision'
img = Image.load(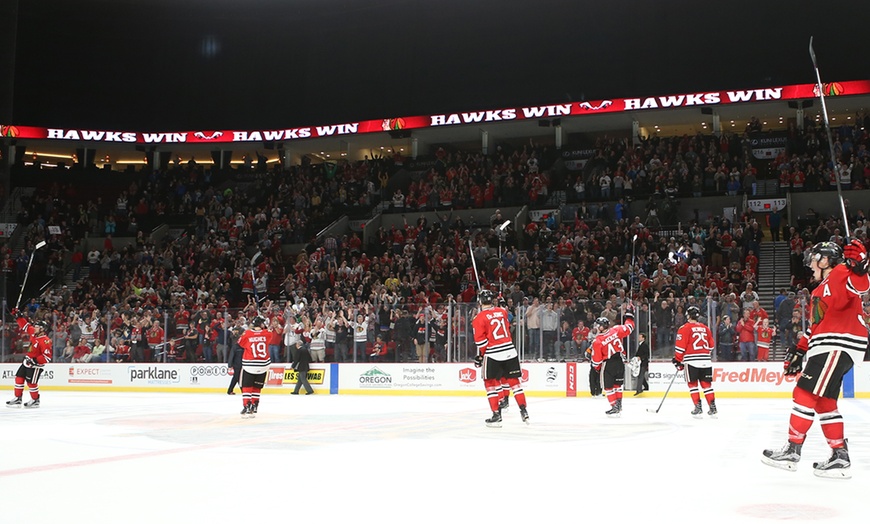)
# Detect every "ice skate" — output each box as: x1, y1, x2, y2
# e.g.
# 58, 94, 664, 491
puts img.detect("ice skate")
6, 397, 22, 408
813, 443, 851, 479
23, 398, 39, 409
605, 404, 620, 418
519, 405, 529, 424
707, 401, 718, 418
485, 410, 502, 428
761, 441, 802, 472
615, 398, 623, 413
690, 401, 703, 419
498, 396, 509, 412
240, 404, 252, 419
251, 401, 259, 415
